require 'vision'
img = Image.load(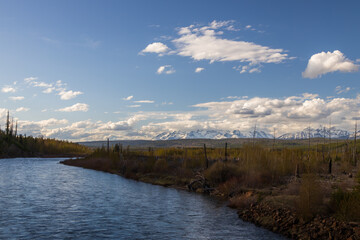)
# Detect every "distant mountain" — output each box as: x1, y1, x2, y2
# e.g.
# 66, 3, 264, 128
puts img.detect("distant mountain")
154, 127, 354, 140
154, 129, 273, 140
278, 127, 351, 140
